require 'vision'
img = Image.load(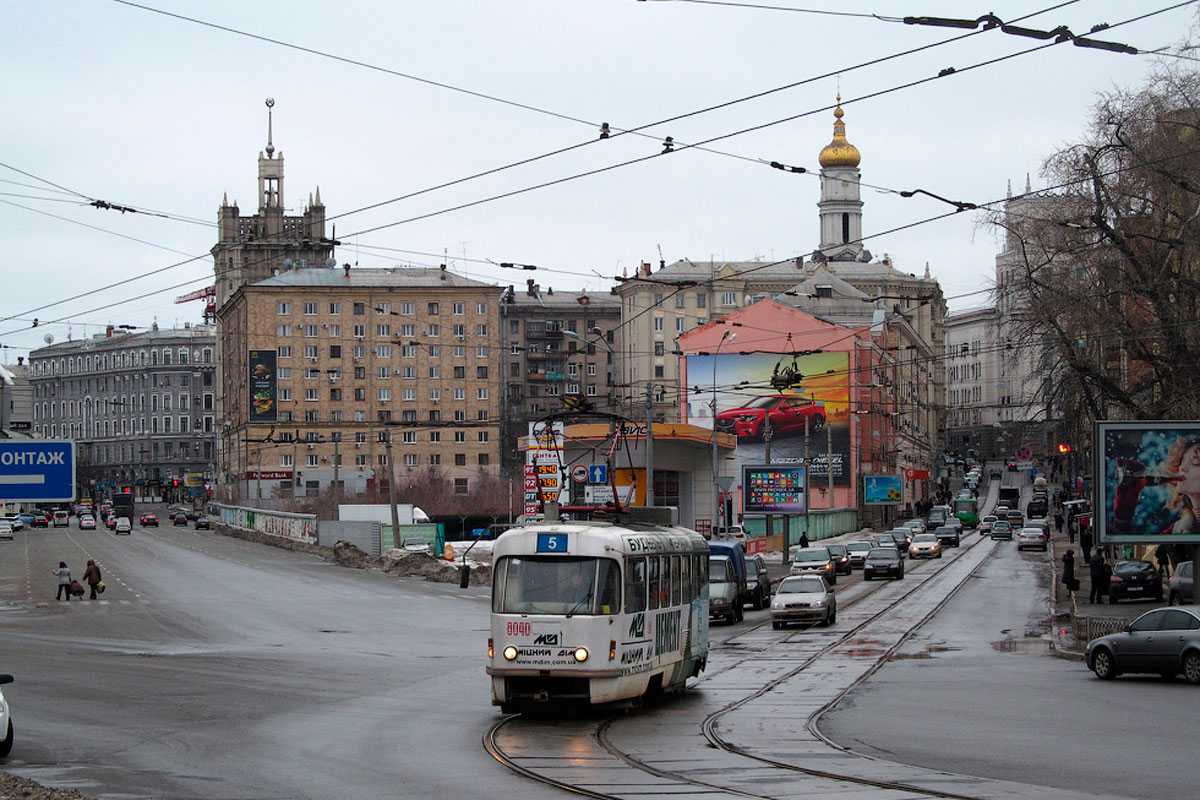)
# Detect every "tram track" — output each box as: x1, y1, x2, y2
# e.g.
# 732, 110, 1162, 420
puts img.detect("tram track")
484, 531, 1049, 800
